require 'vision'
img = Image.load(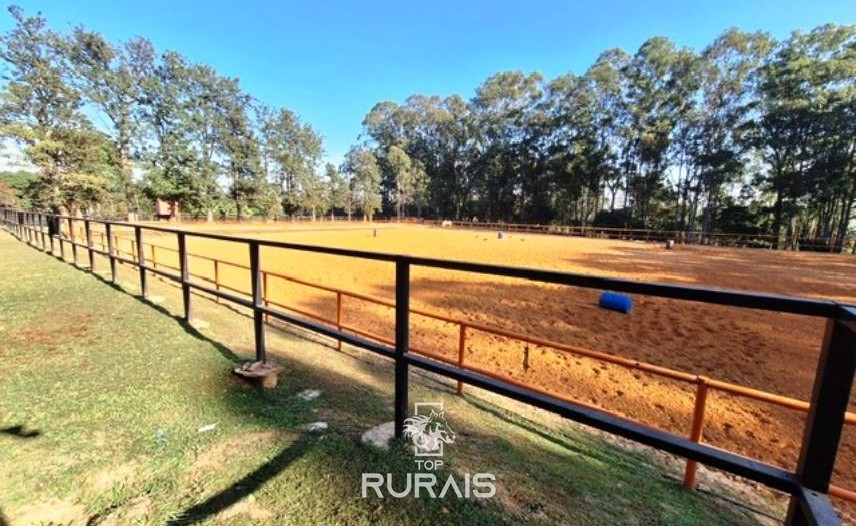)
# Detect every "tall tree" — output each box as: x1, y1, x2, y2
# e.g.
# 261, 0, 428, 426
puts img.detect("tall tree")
258, 106, 323, 217
755, 25, 856, 248
326, 162, 349, 220
0, 6, 115, 215
68, 28, 142, 219
217, 83, 263, 220
693, 29, 773, 235
342, 145, 381, 221
387, 145, 415, 220
623, 38, 700, 225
